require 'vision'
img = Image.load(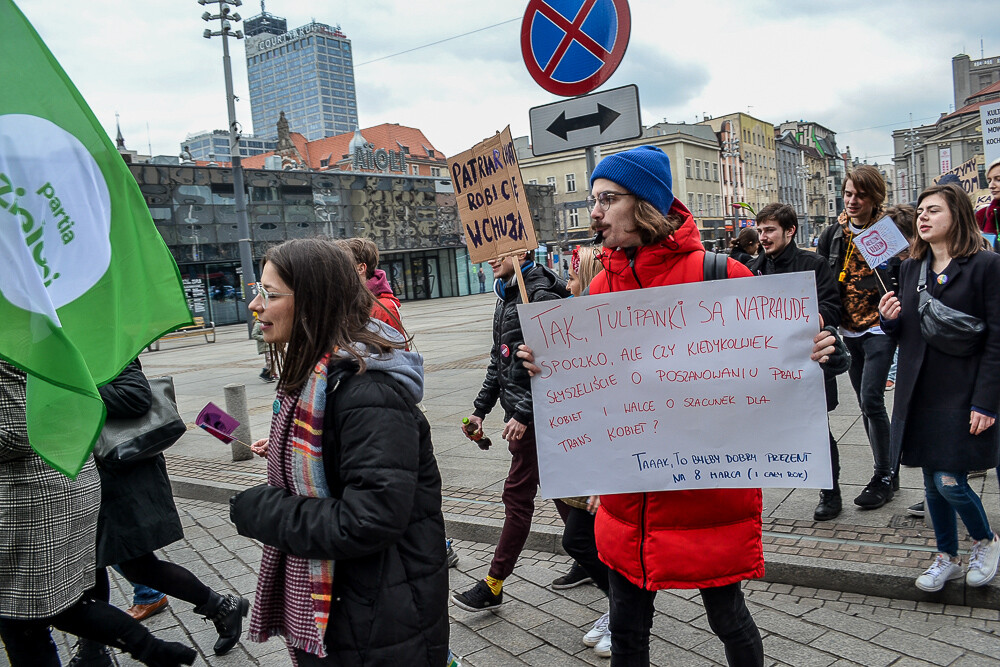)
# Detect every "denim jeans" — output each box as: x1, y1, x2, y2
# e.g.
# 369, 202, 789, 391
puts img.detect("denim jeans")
923, 469, 994, 557
112, 564, 164, 606
844, 333, 896, 476
607, 570, 762, 666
